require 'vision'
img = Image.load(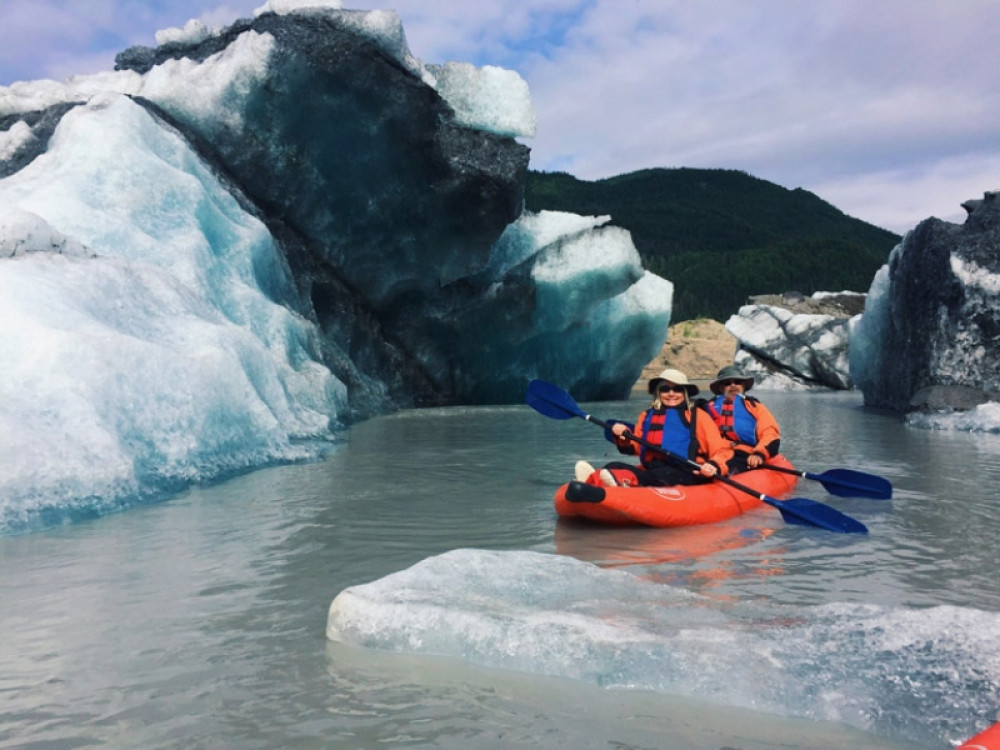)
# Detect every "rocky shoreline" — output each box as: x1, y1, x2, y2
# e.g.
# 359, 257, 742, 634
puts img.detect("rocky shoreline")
633, 318, 736, 391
